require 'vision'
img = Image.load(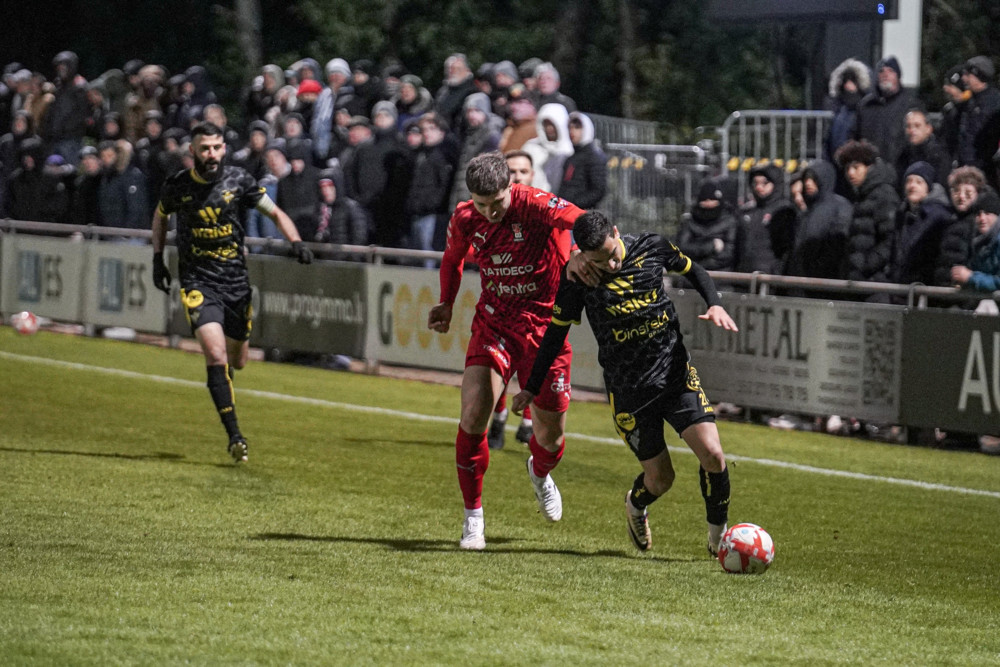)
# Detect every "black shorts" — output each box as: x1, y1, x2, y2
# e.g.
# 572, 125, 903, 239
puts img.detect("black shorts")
180, 286, 253, 341
608, 363, 716, 461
